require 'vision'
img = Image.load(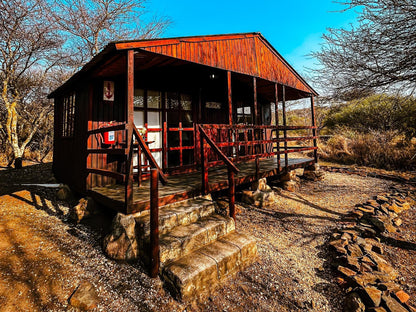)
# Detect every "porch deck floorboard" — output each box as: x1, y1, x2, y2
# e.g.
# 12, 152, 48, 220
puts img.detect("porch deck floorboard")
89, 156, 314, 214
